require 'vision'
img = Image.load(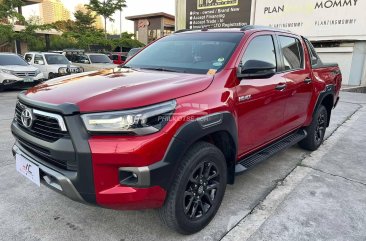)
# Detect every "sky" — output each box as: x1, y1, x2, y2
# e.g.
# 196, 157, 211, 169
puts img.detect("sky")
23, 0, 175, 34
